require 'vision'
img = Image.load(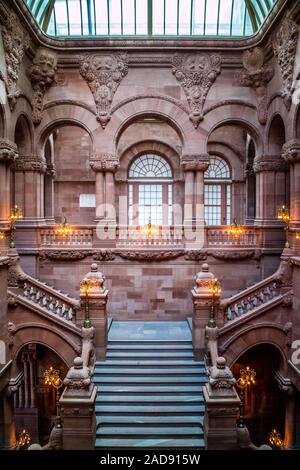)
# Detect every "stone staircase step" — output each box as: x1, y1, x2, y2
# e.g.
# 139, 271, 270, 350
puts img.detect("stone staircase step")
94, 367, 205, 375
97, 426, 203, 436
96, 415, 203, 425
107, 343, 193, 351
95, 405, 205, 414
107, 340, 193, 345
96, 394, 204, 404
106, 351, 195, 358
93, 376, 207, 384
96, 360, 203, 366
95, 437, 204, 448
98, 385, 204, 393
